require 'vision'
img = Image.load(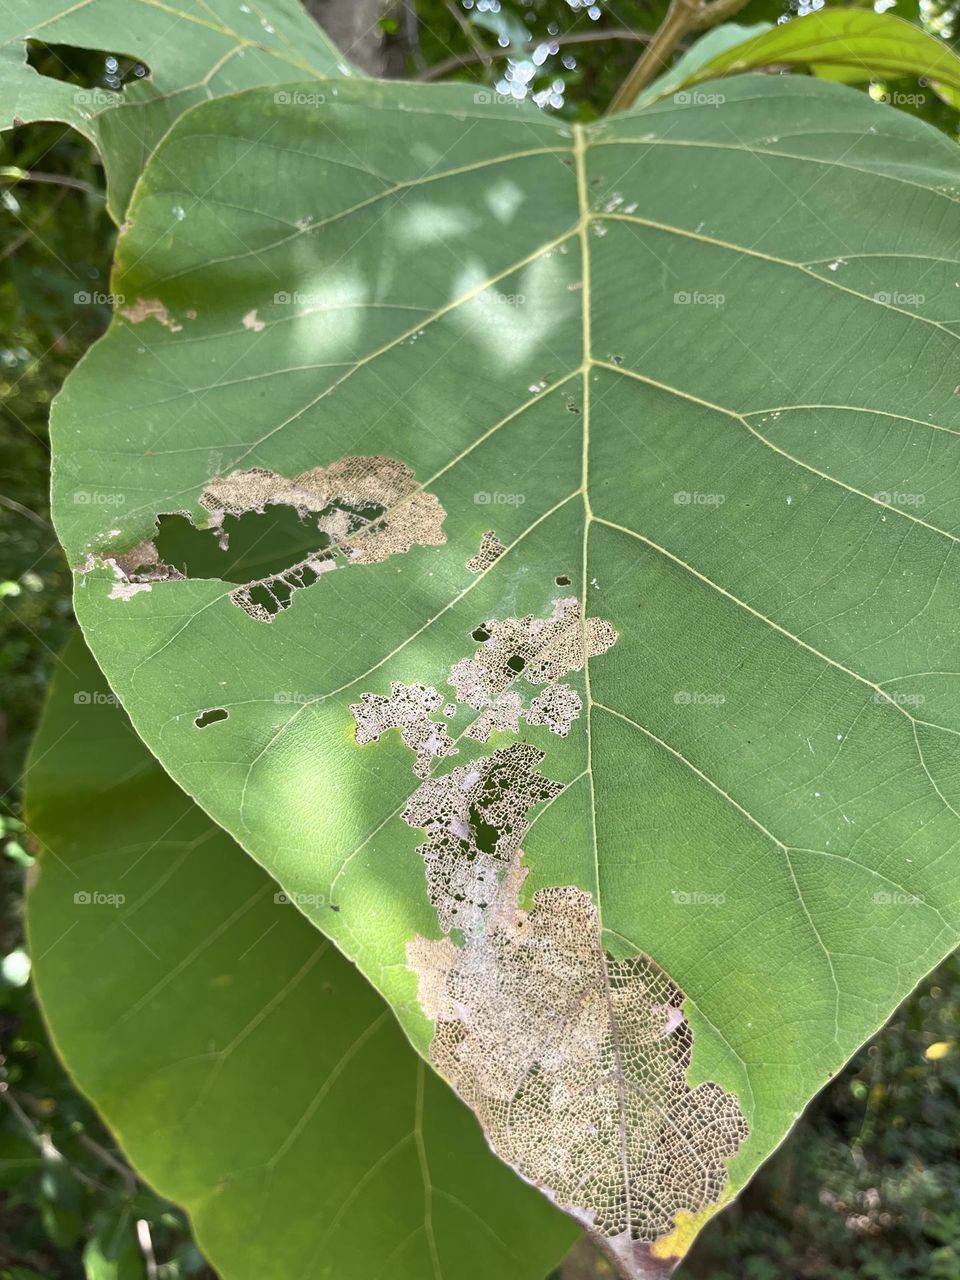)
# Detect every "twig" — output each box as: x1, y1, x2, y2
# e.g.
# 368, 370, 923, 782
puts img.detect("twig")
443, 0, 492, 70
0, 494, 50, 529
0, 186, 68, 264
0, 225, 31, 263
0, 1085, 111, 1193
419, 28, 653, 82
0, 167, 103, 197
78, 1131, 137, 1193
404, 0, 427, 72
7, 1087, 141, 1195
607, 0, 752, 113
